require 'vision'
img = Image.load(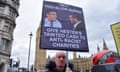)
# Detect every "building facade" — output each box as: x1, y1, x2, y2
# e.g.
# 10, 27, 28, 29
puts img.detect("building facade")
0, 0, 20, 72
70, 39, 109, 72
71, 52, 93, 72
34, 26, 47, 71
